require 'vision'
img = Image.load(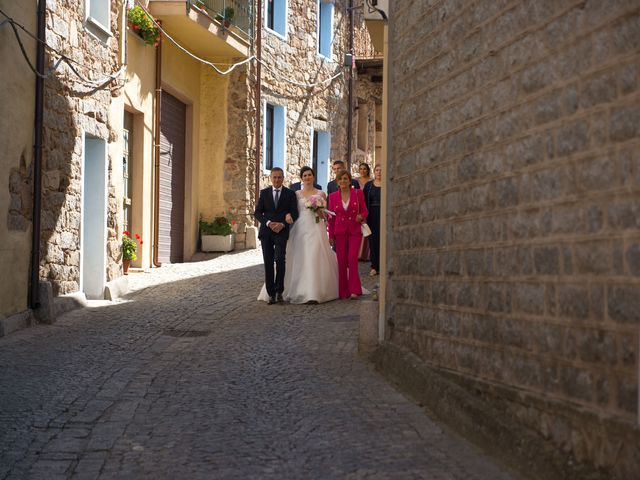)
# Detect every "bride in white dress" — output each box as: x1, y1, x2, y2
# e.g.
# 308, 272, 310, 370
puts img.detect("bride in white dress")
258, 166, 339, 304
